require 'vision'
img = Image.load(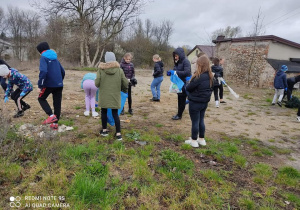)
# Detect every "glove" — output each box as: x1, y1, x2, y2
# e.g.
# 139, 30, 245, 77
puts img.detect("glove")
185, 76, 191, 81
285, 88, 287, 91
20, 92, 26, 97
4, 97, 9, 103
167, 70, 175, 76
